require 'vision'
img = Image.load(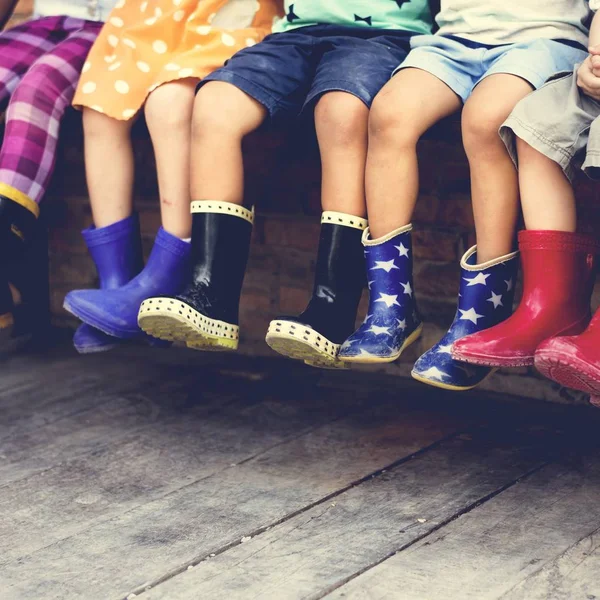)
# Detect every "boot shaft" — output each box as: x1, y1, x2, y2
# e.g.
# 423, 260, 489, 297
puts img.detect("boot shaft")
518, 230, 598, 315
82, 213, 143, 290
364, 224, 417, 320
306, 211, 367, 307
181, 201, 254, 325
